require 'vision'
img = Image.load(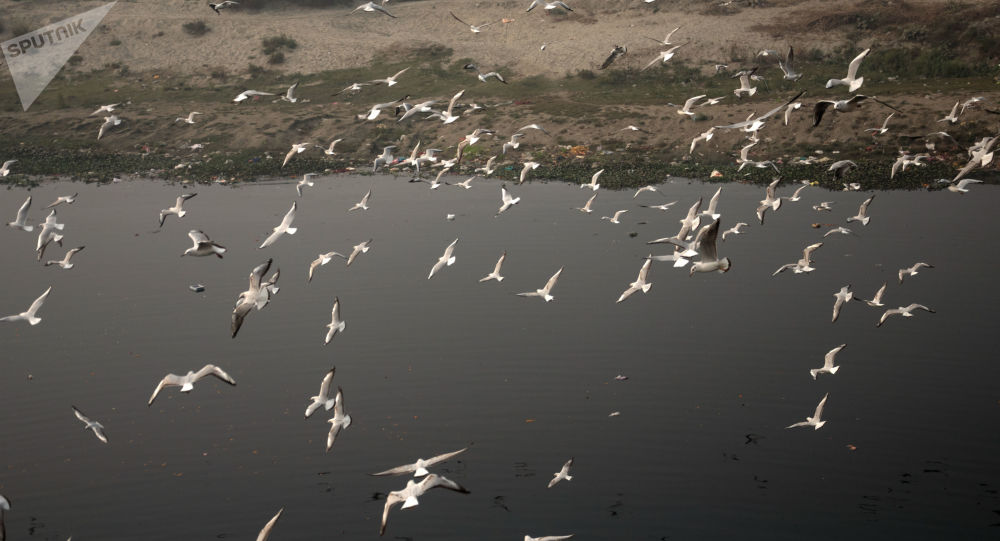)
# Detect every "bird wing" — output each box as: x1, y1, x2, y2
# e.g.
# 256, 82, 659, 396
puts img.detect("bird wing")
446, 89, 465, 117
14, 196, 31, 223
543, 267, 563, 292
450, 11, 470, 26
825, 344, 845, 368
683, 94, 706, 112
72, 405, 90, 424
371, 463, 418, 476
318, 367, 336, 399
330, 297, 342, 325
256, 508, 284, 541
858, 194, 874, 215
248, 258, 272, 291
846, 48, 870, 80
26, 286, 52, 316
380, 493, 404, 535
802, 242, 823, 260
424, 447, 470, 467
813, 393, 829, 419
188, 230, 211, 245
813, 101, 833, 127
278, 201, 297, 229
232, 301, 252, 338
695, 219, 721, 261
